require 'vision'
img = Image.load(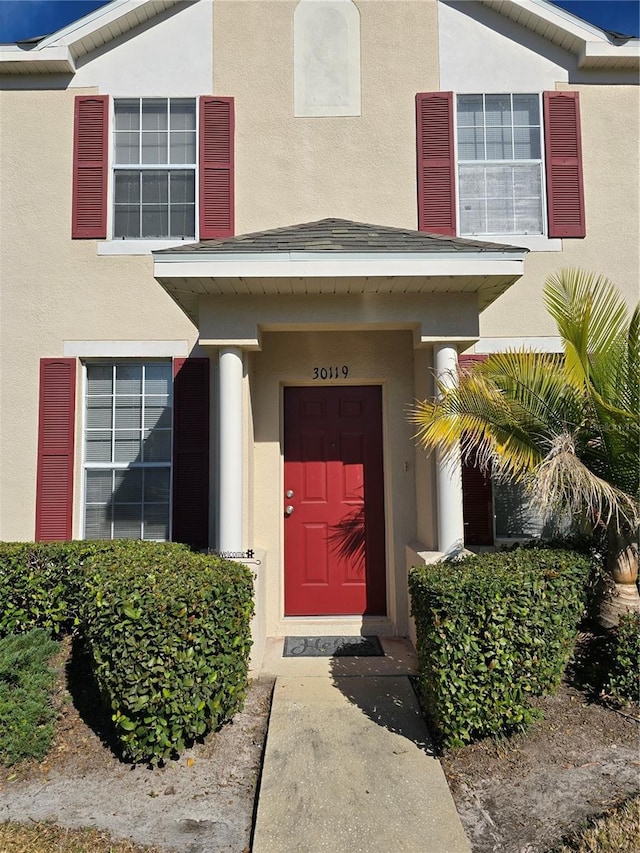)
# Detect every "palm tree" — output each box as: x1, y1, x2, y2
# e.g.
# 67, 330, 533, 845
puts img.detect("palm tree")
411, 270, 639, 627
